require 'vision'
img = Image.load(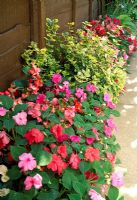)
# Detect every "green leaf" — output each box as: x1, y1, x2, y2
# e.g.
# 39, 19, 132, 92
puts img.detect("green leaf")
62, 169, 77, 190
0, 95, 13, 109
79, 161, 91, 173
72, 181, 86, 196
8, 191, 31, 200
31, 144, 52, 166
68, 194, 81, 200
64, 127, 75, 135
37, 190, 59, 200
8, 166, 21, 180
15, 125, 27, 136
42, 107, 51, 119
111, 110, 120, 117
27, 94, 37, 101
39, 171, 50, 184
107, 186, 119, 200
13, 80, 28, 88
48, 114, 60, 123
10, 146, 26, 161
74, 114, 85, 127
14, 104, 28, 113
46, 91, 54, 99
4, 119, 15, 131
15, 137, 28, 145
